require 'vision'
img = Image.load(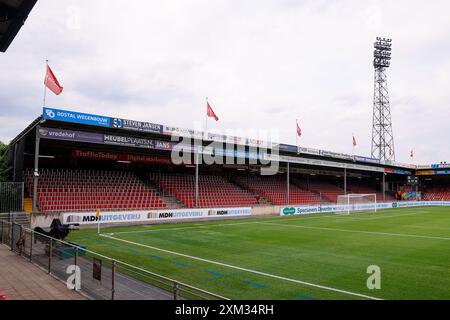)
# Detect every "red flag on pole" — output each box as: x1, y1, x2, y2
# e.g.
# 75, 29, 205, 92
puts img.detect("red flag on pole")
206, 101, 219, 121
352, 135, 357, 147
296, 121, 302, 137
44, 65, 63, 95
